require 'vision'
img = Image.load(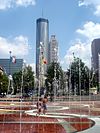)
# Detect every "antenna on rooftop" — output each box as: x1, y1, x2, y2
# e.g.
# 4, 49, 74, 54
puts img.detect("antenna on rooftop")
42, 8, 44, 18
